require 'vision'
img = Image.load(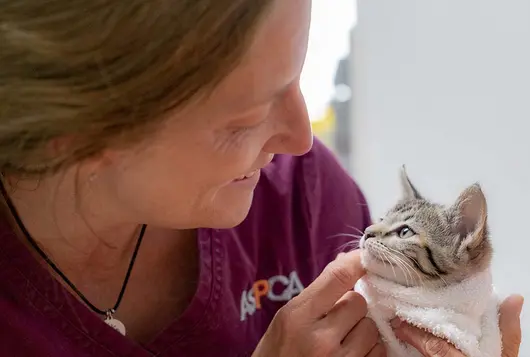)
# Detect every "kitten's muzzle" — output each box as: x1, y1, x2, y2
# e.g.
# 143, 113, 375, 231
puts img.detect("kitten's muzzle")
364, 223, 385, 240
363, 232, 377, 240
362, 225, 383, 247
